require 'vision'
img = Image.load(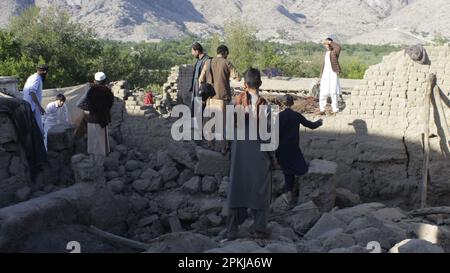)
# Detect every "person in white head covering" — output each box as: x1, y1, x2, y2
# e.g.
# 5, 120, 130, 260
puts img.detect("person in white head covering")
83, 72, 114, 167
42, 93, 71, 150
